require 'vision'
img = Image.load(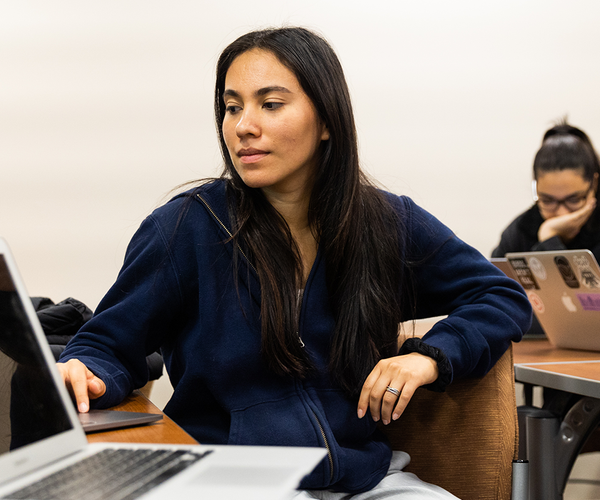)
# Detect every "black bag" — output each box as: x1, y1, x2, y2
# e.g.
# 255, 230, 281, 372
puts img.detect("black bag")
33, 296, 93, 345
